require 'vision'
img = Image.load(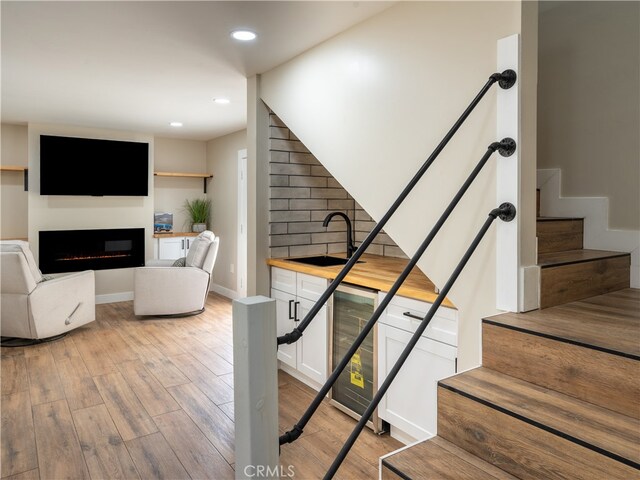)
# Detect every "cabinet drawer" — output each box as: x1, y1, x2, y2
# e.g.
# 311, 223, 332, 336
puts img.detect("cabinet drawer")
296, 272, 328, 302
272, 267, 297, 295
378, 292, 457, 347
